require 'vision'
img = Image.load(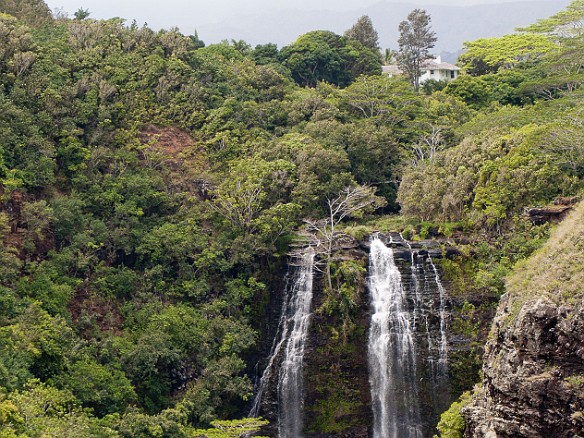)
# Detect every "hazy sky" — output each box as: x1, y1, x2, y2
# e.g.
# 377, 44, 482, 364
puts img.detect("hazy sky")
43, 0, 568, 51
45, 0, 554, 29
